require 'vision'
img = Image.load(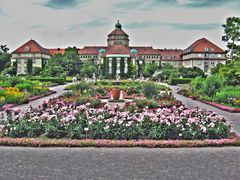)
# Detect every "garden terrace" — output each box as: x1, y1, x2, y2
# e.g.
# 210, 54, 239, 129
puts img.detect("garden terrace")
0, 80, 233, 141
